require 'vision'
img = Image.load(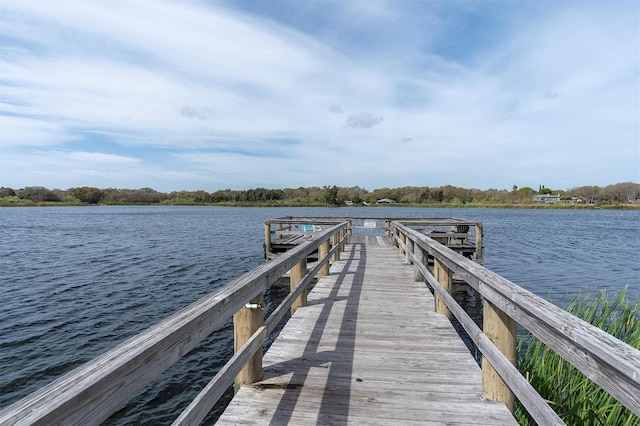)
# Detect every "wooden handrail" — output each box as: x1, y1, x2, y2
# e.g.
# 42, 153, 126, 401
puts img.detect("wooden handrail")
418, 255, 563, 425
0, 222, 348, 426
392, 221, 640, 421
